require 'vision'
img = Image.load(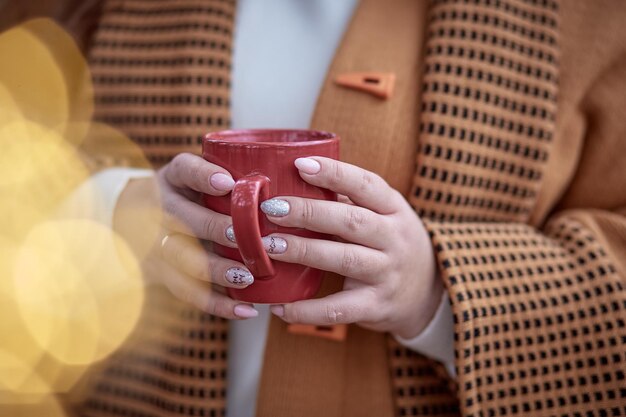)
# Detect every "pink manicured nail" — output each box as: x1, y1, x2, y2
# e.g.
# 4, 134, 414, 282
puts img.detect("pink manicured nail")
270, 305, 284, 317
261, 236, 287, 254
210, 173, 235, 191
234, 304, 259, 318
294, 158, 321, 175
